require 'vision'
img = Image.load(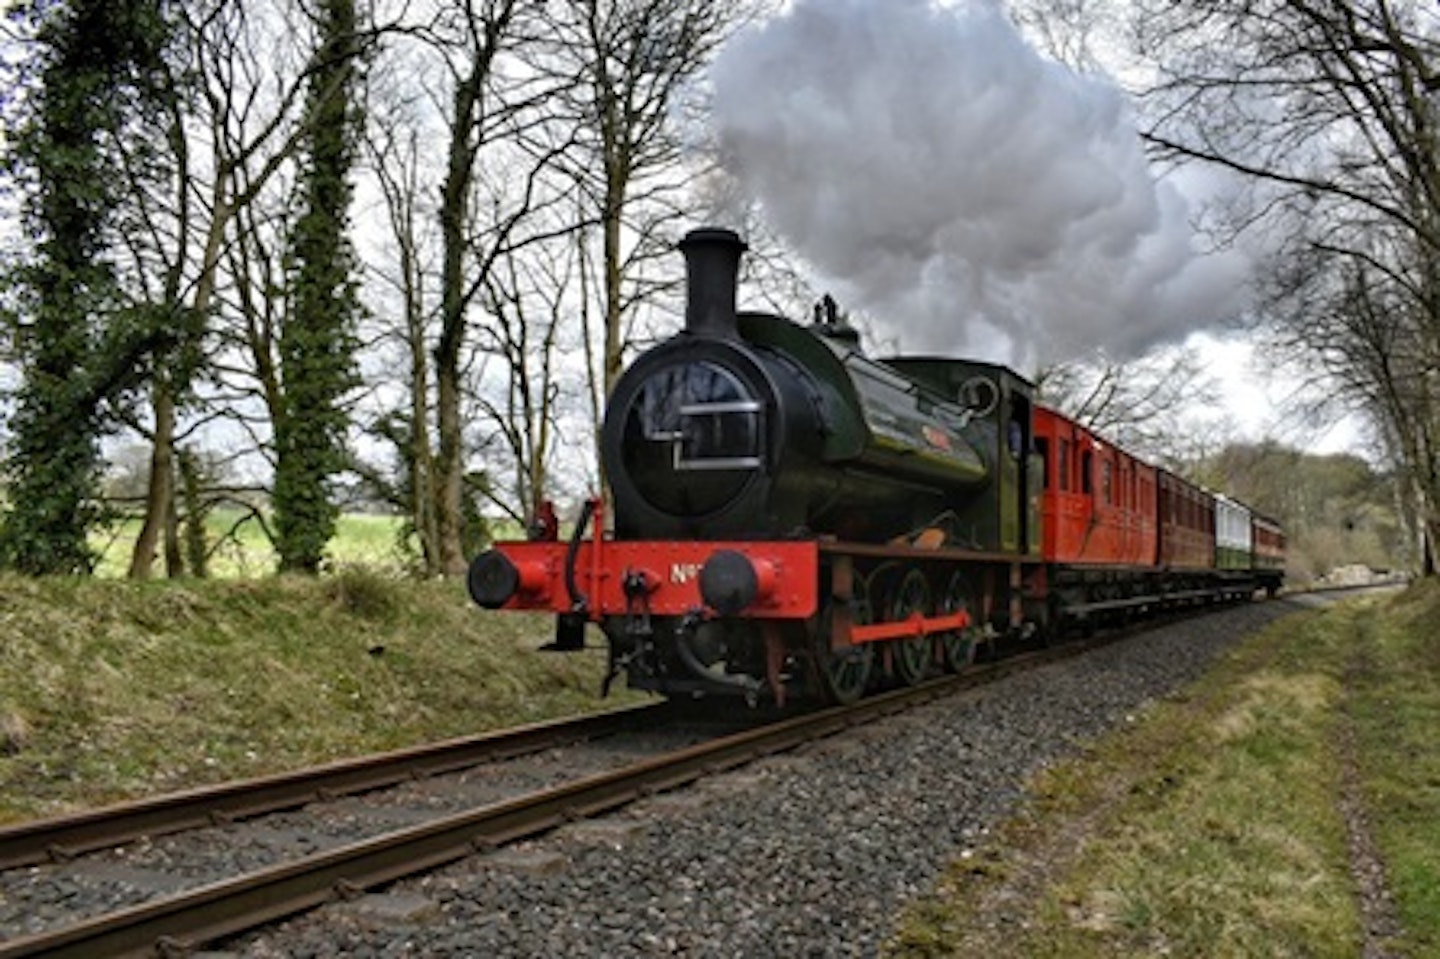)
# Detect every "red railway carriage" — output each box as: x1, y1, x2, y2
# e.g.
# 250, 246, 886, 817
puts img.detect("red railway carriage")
1252, 513, 1286, 594
1032, 405, 1157, 566
1158, 469, 1216, 571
